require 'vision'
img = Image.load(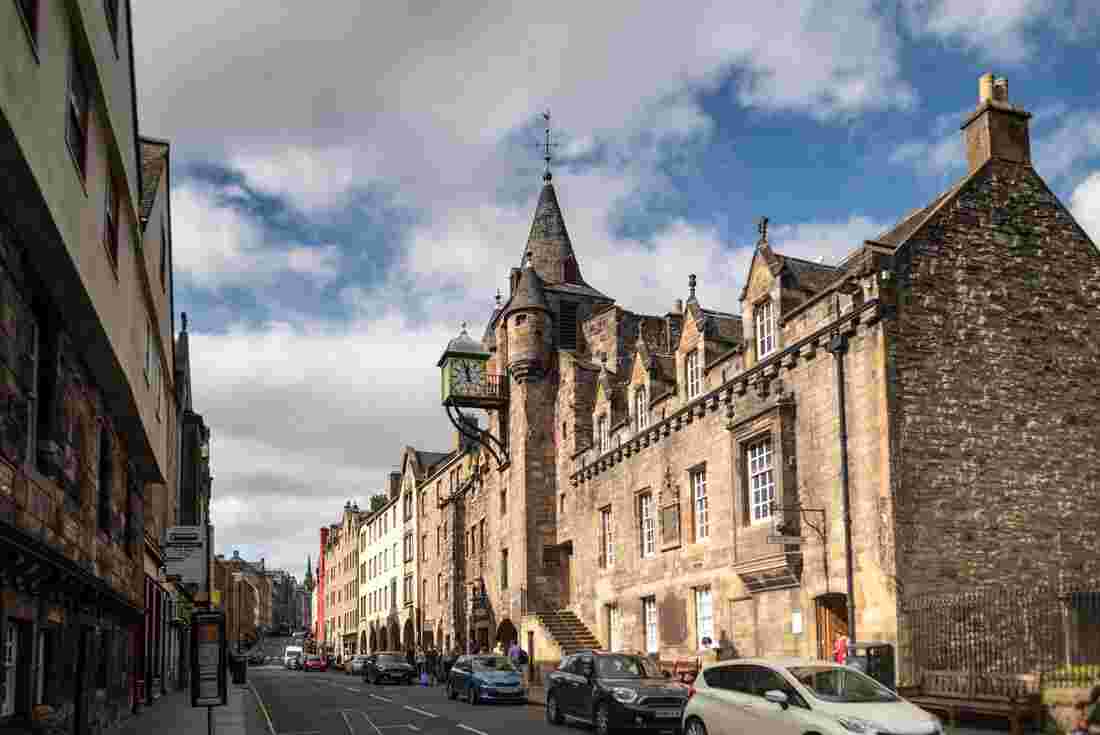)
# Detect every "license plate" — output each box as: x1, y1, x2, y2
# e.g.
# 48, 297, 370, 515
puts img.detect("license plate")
497, 687, 519, 693
655, 709, 682, 719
